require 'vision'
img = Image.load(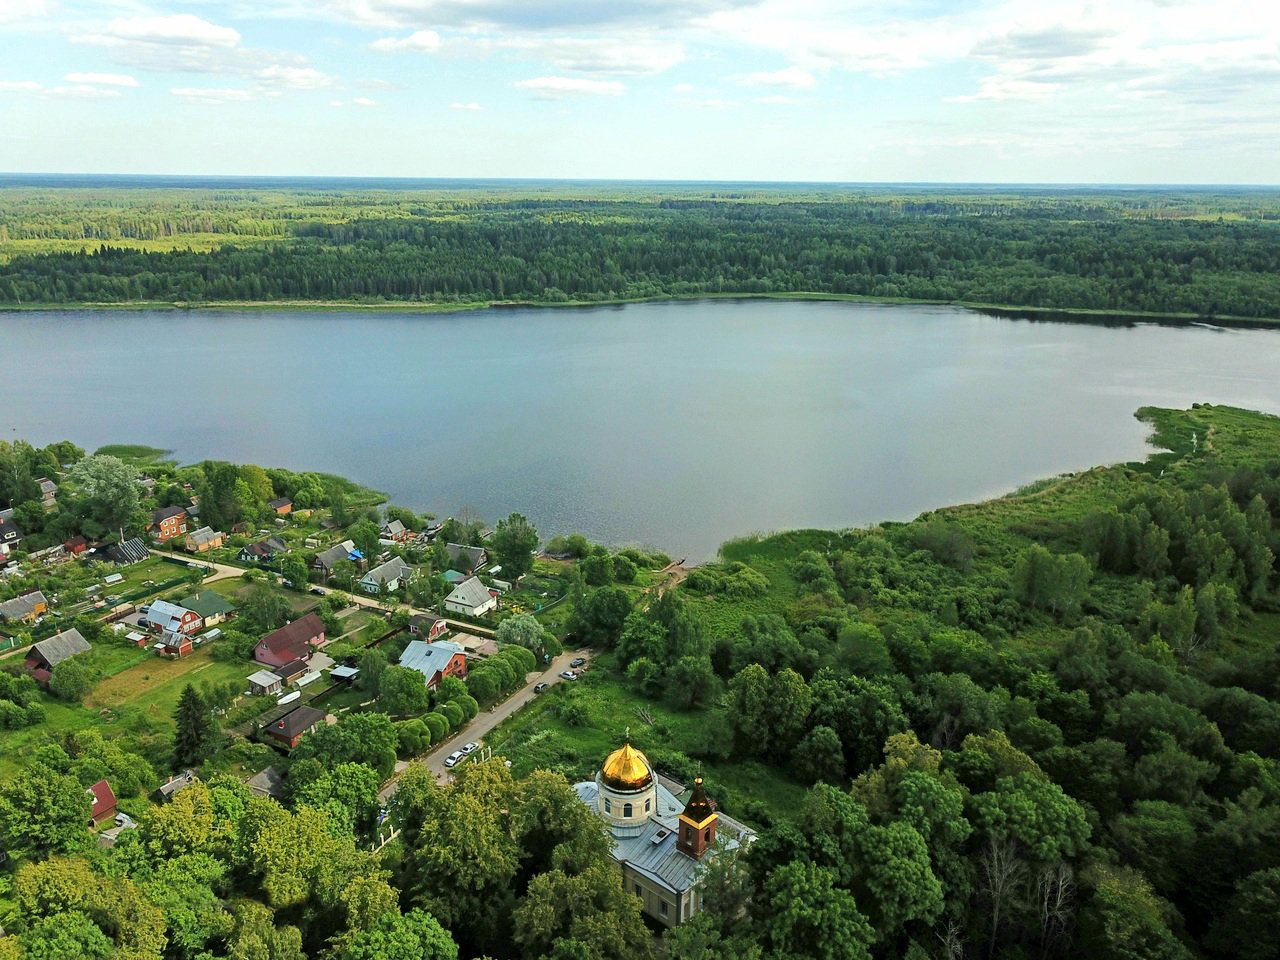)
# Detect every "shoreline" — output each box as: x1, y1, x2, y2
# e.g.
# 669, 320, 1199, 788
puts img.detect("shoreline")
2, 290, 1279, 329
